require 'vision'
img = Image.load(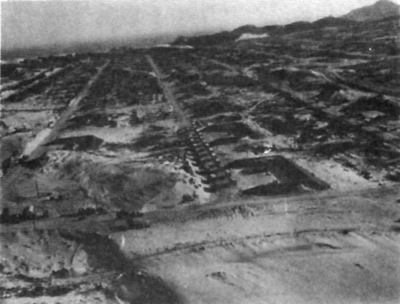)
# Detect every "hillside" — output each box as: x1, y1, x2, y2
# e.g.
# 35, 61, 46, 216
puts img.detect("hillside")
343, 0, 400, 22
173, 0, 399, 47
